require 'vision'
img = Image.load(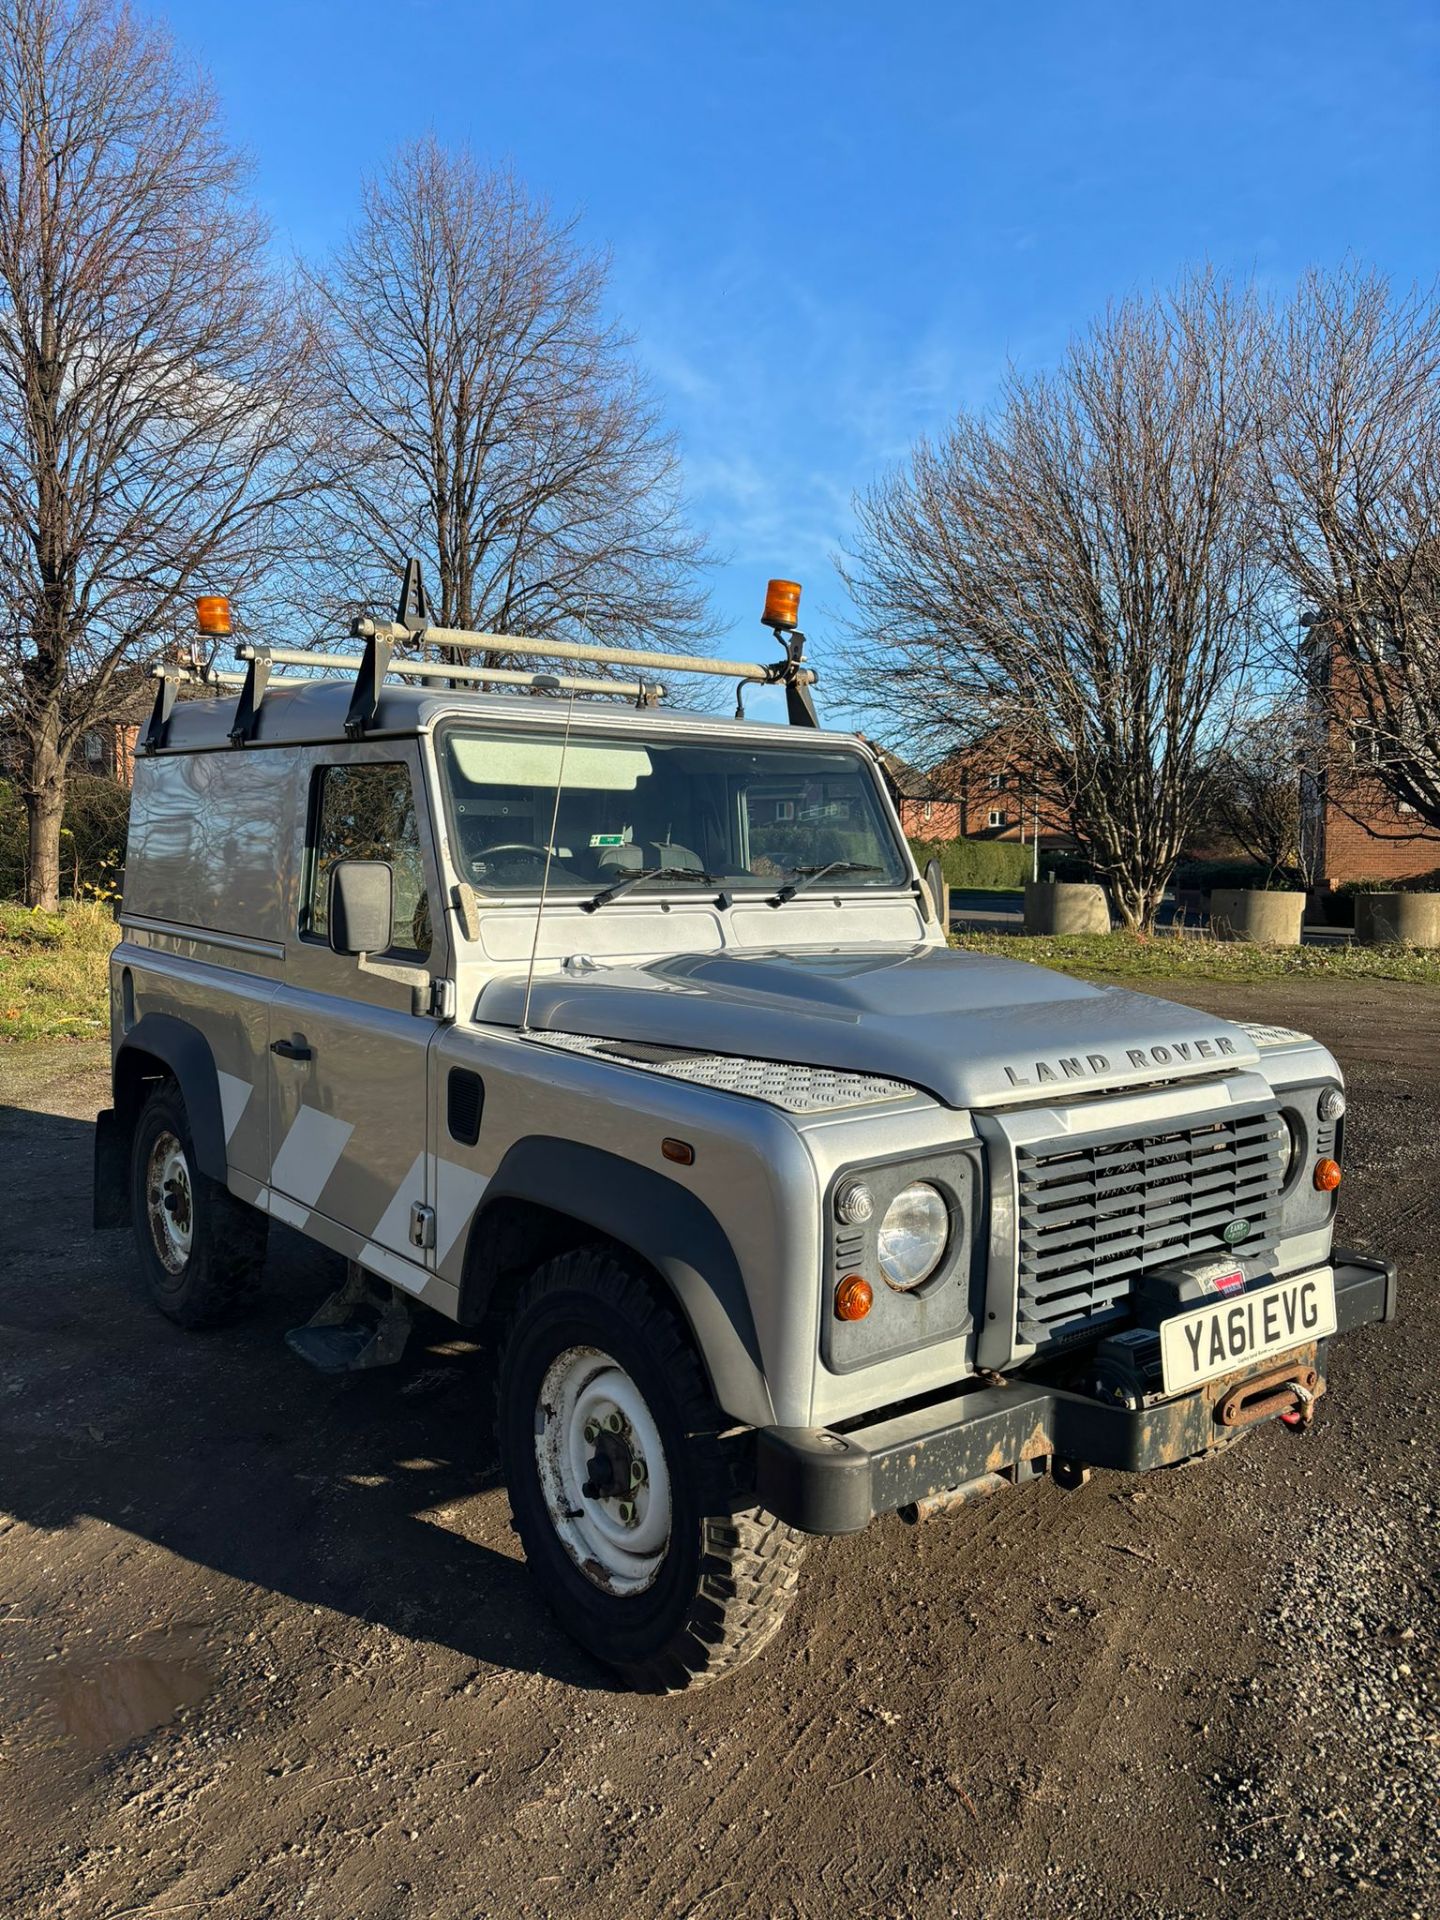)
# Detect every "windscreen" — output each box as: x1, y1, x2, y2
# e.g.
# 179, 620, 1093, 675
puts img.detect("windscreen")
439, 728, 908, 896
